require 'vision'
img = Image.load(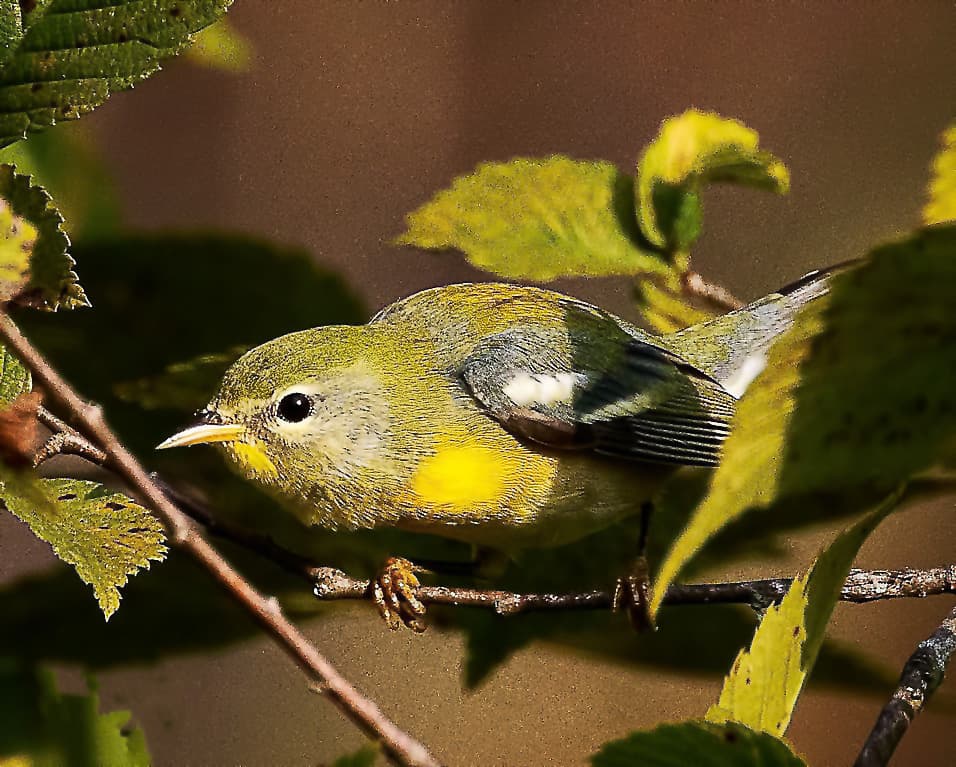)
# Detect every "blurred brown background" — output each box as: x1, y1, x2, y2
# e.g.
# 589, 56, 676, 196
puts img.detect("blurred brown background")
3, 2, 956, 765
